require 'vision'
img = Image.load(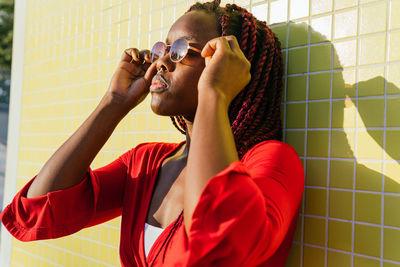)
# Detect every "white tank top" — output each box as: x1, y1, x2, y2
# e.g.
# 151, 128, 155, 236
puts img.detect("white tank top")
144, 223, 165, 257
